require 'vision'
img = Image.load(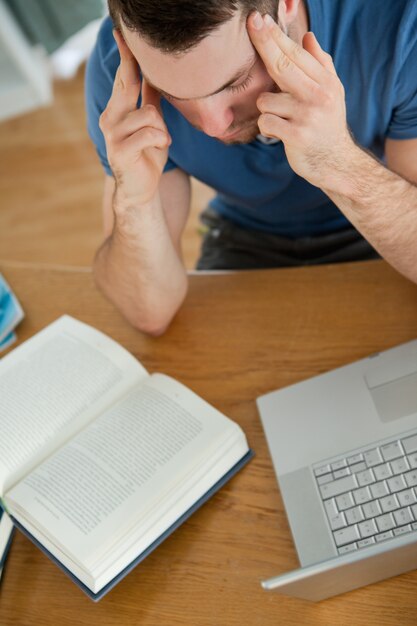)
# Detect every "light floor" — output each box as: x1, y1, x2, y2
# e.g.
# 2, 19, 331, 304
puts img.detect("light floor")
0, 67, 214, 269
